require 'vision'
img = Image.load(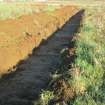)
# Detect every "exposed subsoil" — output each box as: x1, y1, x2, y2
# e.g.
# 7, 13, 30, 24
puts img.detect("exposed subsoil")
0, 10, 83, 105
0, 6, 78, 75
